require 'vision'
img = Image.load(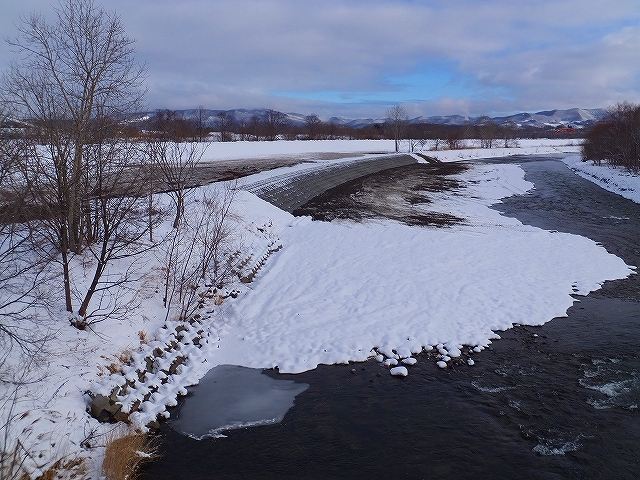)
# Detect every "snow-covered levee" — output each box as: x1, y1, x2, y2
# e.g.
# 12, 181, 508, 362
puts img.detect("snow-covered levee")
241, 153, 418, 212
